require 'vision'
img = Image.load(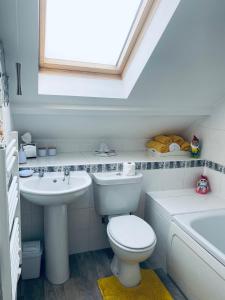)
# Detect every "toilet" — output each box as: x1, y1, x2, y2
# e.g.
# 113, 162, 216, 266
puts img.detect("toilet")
93, 172, 156, 287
